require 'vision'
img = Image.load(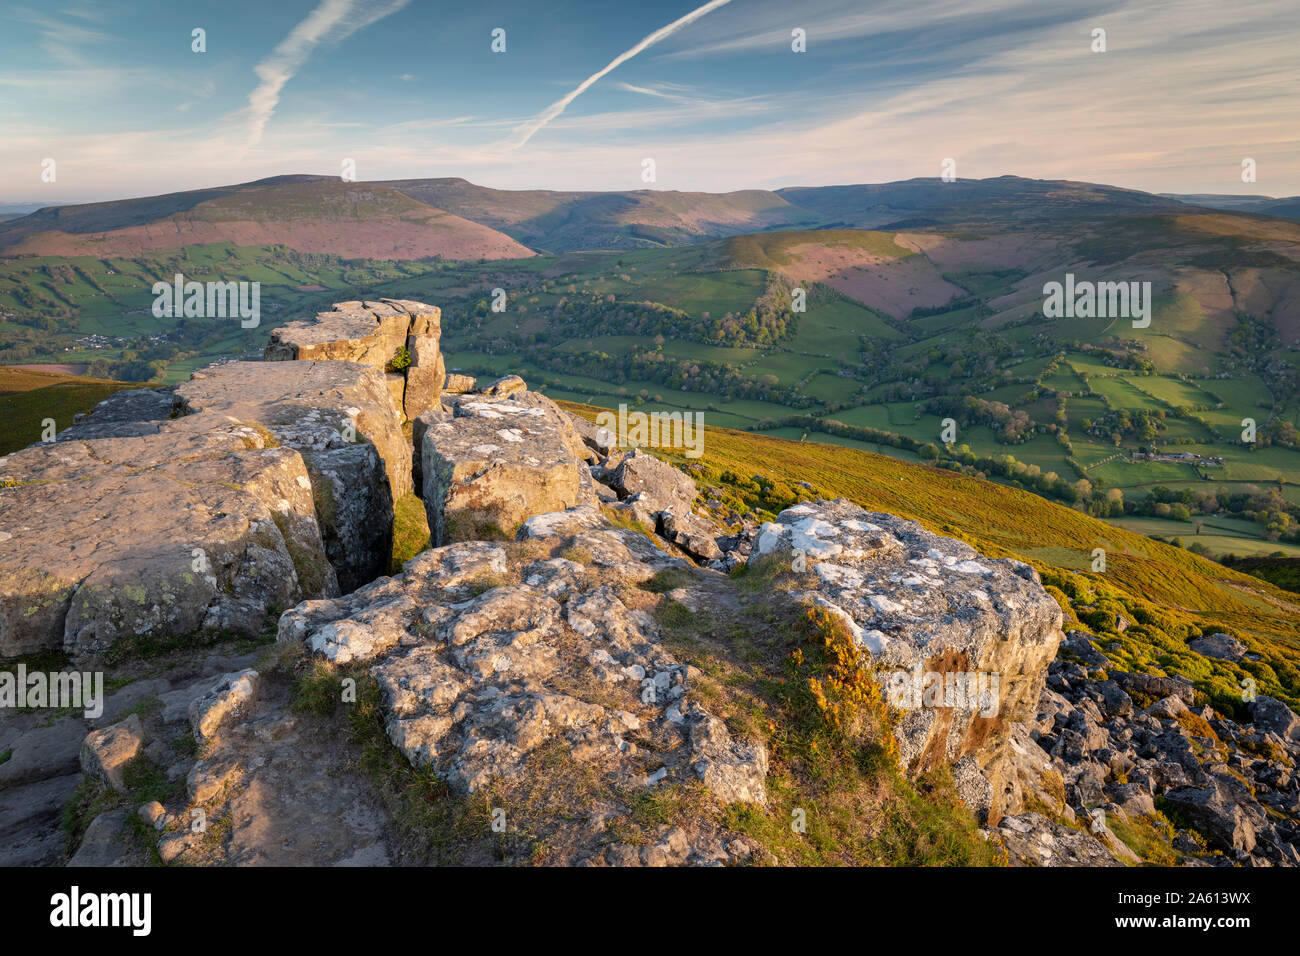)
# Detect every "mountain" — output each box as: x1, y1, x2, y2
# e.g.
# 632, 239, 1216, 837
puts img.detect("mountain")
1, 174, 1213, 260
383, 177, 824, 251
1163, 193, 1300, 219
0, 177, 533, 261
777, 176, 1195, 229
